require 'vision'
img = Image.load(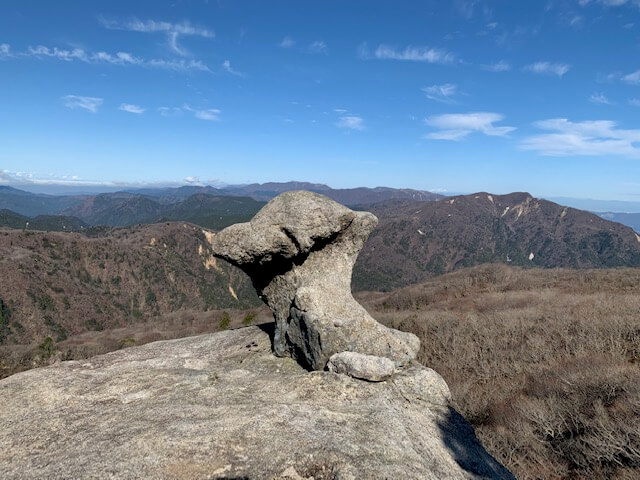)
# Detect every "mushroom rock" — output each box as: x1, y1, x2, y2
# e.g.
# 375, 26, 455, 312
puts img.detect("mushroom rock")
212, 190, 420, 372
